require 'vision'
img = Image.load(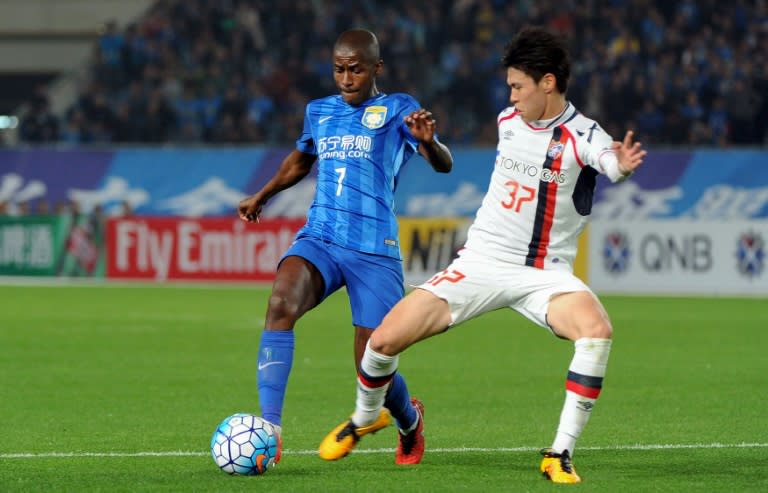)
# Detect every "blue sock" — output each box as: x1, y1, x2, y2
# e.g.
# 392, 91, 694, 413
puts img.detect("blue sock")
257, 330, 295, 427
384, 372, 417, 430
